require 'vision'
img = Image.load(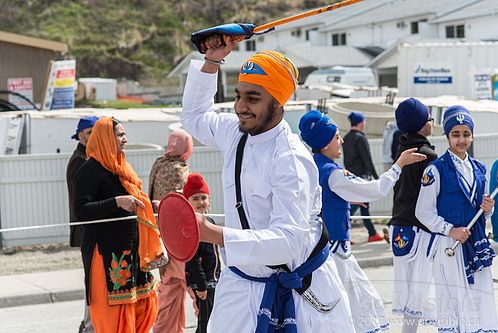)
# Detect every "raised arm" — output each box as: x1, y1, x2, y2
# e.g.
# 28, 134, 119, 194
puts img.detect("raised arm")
181, 36, 239, 151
